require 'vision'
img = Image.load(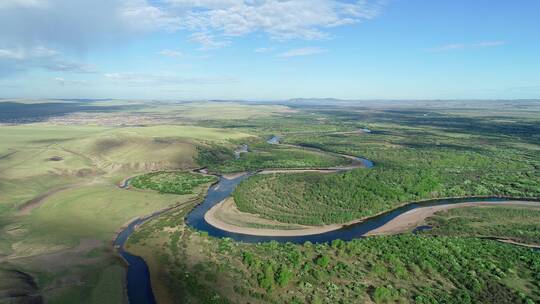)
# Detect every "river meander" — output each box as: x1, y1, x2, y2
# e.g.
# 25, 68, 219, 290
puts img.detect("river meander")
116, 136, 539, 303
